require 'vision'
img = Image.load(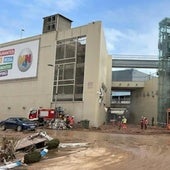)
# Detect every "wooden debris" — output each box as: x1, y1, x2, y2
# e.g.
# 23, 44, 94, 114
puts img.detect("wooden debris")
14, 131, 53, 151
